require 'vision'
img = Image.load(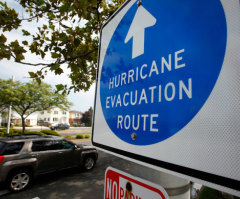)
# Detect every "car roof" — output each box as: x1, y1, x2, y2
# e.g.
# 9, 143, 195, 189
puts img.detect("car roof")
0, 135, 63, 143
